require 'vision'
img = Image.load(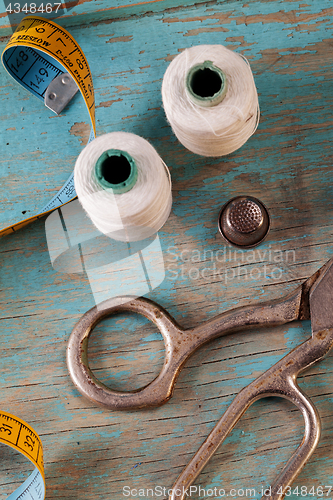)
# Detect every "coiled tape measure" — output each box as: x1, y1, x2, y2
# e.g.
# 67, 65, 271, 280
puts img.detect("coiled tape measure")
1, 15, 96, 497
1, 15, 96, 237
0, 411, 45, 499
